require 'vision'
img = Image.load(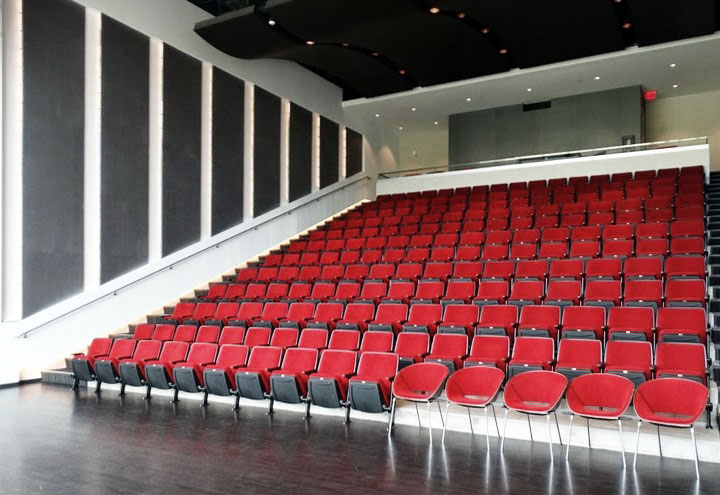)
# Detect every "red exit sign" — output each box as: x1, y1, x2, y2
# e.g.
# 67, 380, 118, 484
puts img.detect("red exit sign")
643, 90, 658, 101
